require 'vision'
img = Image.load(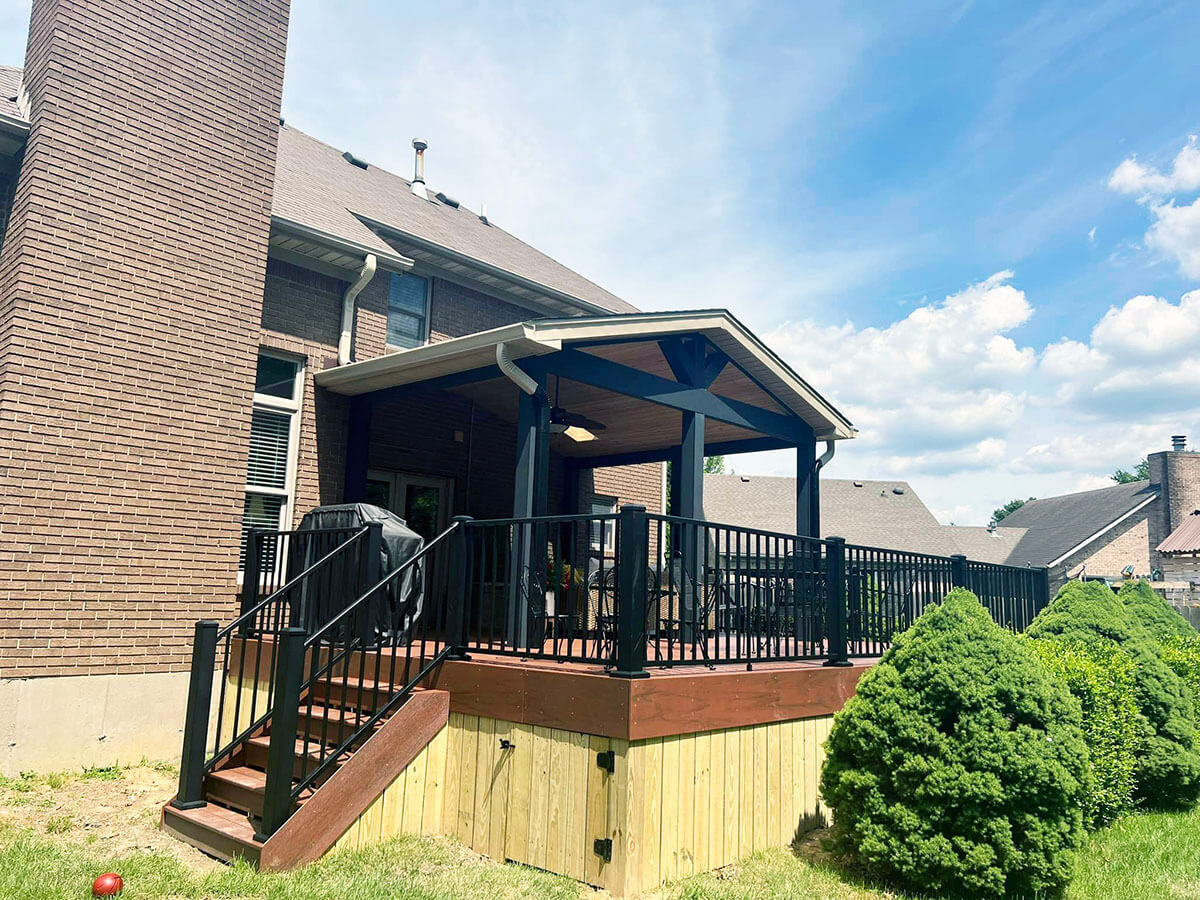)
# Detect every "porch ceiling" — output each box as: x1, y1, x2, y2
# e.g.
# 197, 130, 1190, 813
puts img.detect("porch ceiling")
316, 312, 864, 453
